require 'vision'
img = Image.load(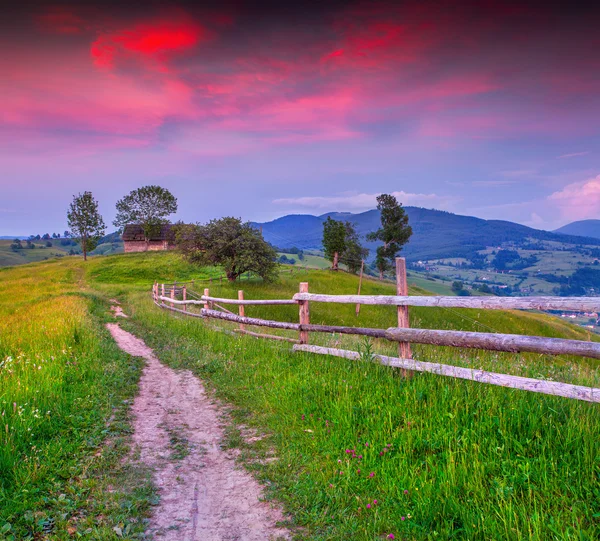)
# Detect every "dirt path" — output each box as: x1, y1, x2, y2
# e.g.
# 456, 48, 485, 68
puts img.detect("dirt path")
106, 321, 289, 541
